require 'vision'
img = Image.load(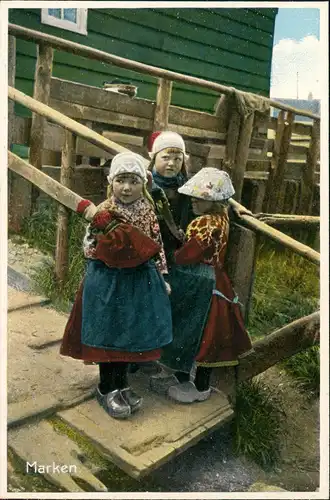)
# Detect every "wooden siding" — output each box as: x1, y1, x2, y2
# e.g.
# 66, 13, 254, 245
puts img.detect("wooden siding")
9, 7, 277, 117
